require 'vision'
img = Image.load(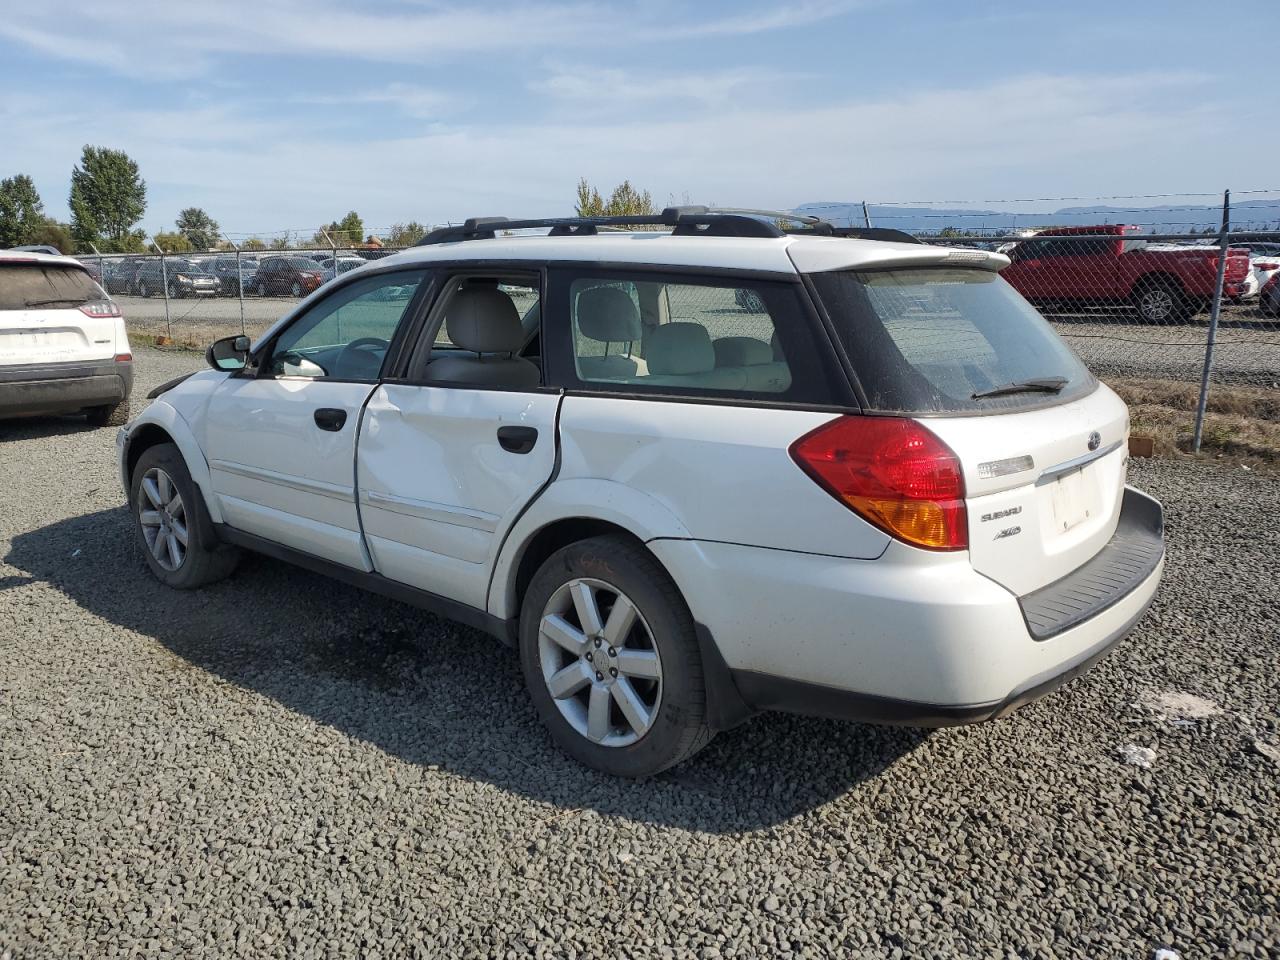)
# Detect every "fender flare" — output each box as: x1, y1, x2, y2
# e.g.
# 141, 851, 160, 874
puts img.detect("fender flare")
486, 478, 692, 620
121, 400, 224, 525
